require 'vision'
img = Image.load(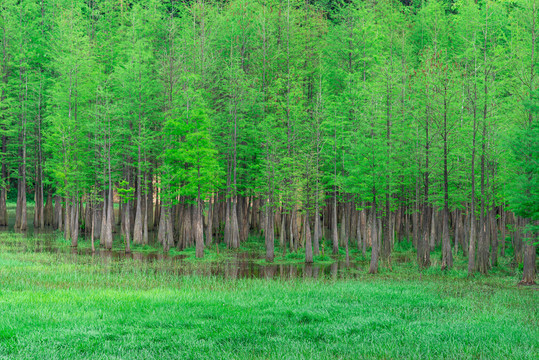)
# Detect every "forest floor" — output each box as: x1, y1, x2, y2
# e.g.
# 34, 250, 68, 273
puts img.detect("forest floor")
0, 234, 537, 359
